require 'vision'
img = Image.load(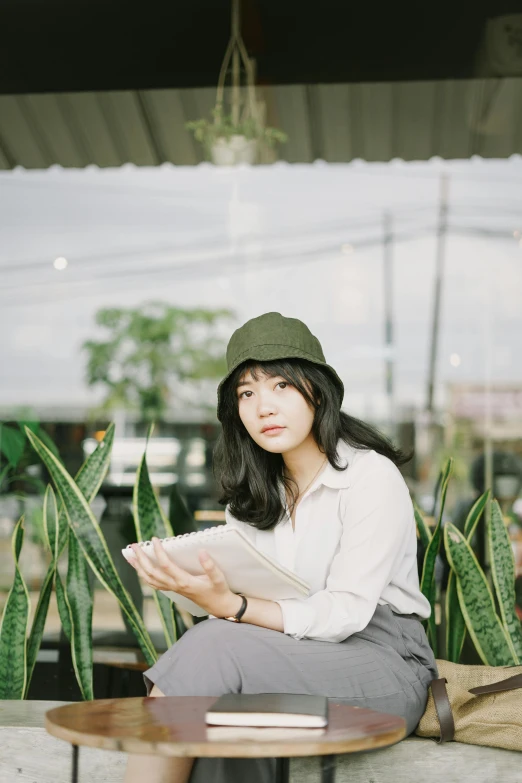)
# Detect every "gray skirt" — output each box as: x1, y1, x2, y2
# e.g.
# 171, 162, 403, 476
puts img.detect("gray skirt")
143, 604, 438, 783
